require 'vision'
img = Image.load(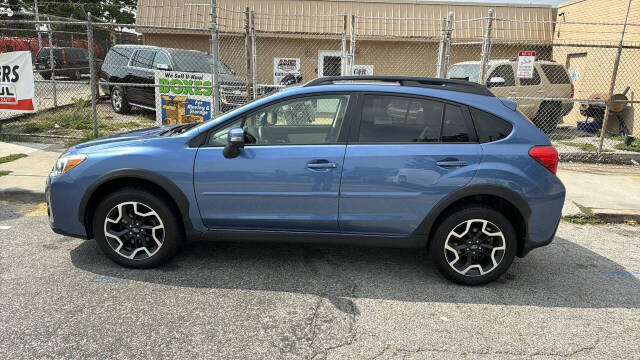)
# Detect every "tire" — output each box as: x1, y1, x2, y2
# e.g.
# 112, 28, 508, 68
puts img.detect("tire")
429, 205, 517, 286
71, 69, 81, 81
92, 187, 184, 268
111, 86, 131, 114
532, 102, 562, 134
41, 72, 51, 80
